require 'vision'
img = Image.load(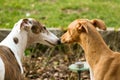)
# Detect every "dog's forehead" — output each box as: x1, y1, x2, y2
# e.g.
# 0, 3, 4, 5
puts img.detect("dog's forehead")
68, 19, 91, 30
28, 18, 44, 28
77, 19, 90, 23
28, 18, 40, 25
68, 20, 78, 28
68, 20, 85, 28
